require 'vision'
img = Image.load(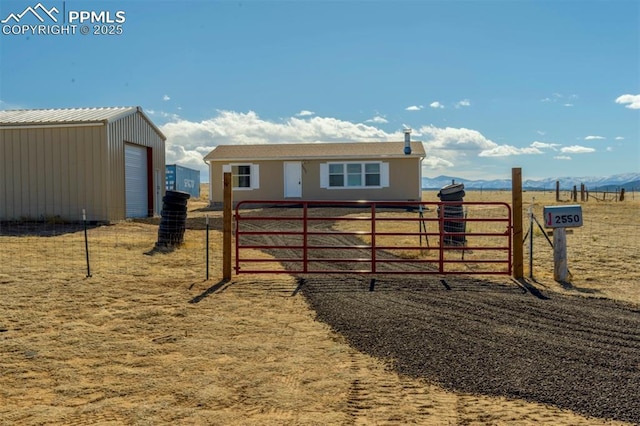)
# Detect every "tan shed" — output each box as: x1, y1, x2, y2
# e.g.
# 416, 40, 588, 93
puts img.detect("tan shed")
204, 141, 425, 206
0, 107, 166, 222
